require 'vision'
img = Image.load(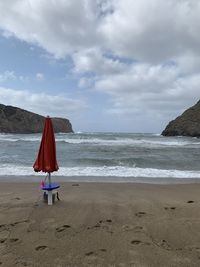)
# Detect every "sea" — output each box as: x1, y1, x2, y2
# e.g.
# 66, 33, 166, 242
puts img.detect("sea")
1, 132, 200, 183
